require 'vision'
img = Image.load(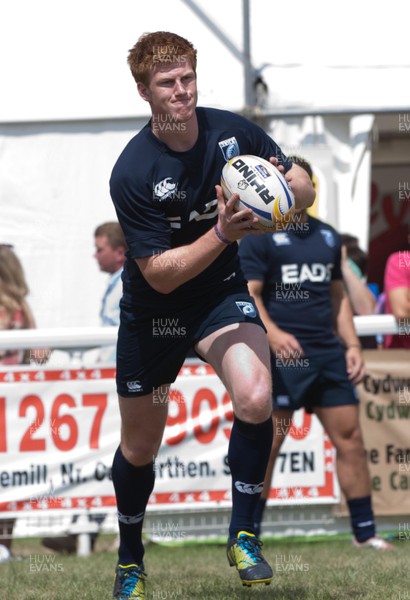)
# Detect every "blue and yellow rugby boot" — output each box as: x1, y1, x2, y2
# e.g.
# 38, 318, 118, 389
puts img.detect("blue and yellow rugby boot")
113, 563, 146, 599
227, 530, 273, 586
